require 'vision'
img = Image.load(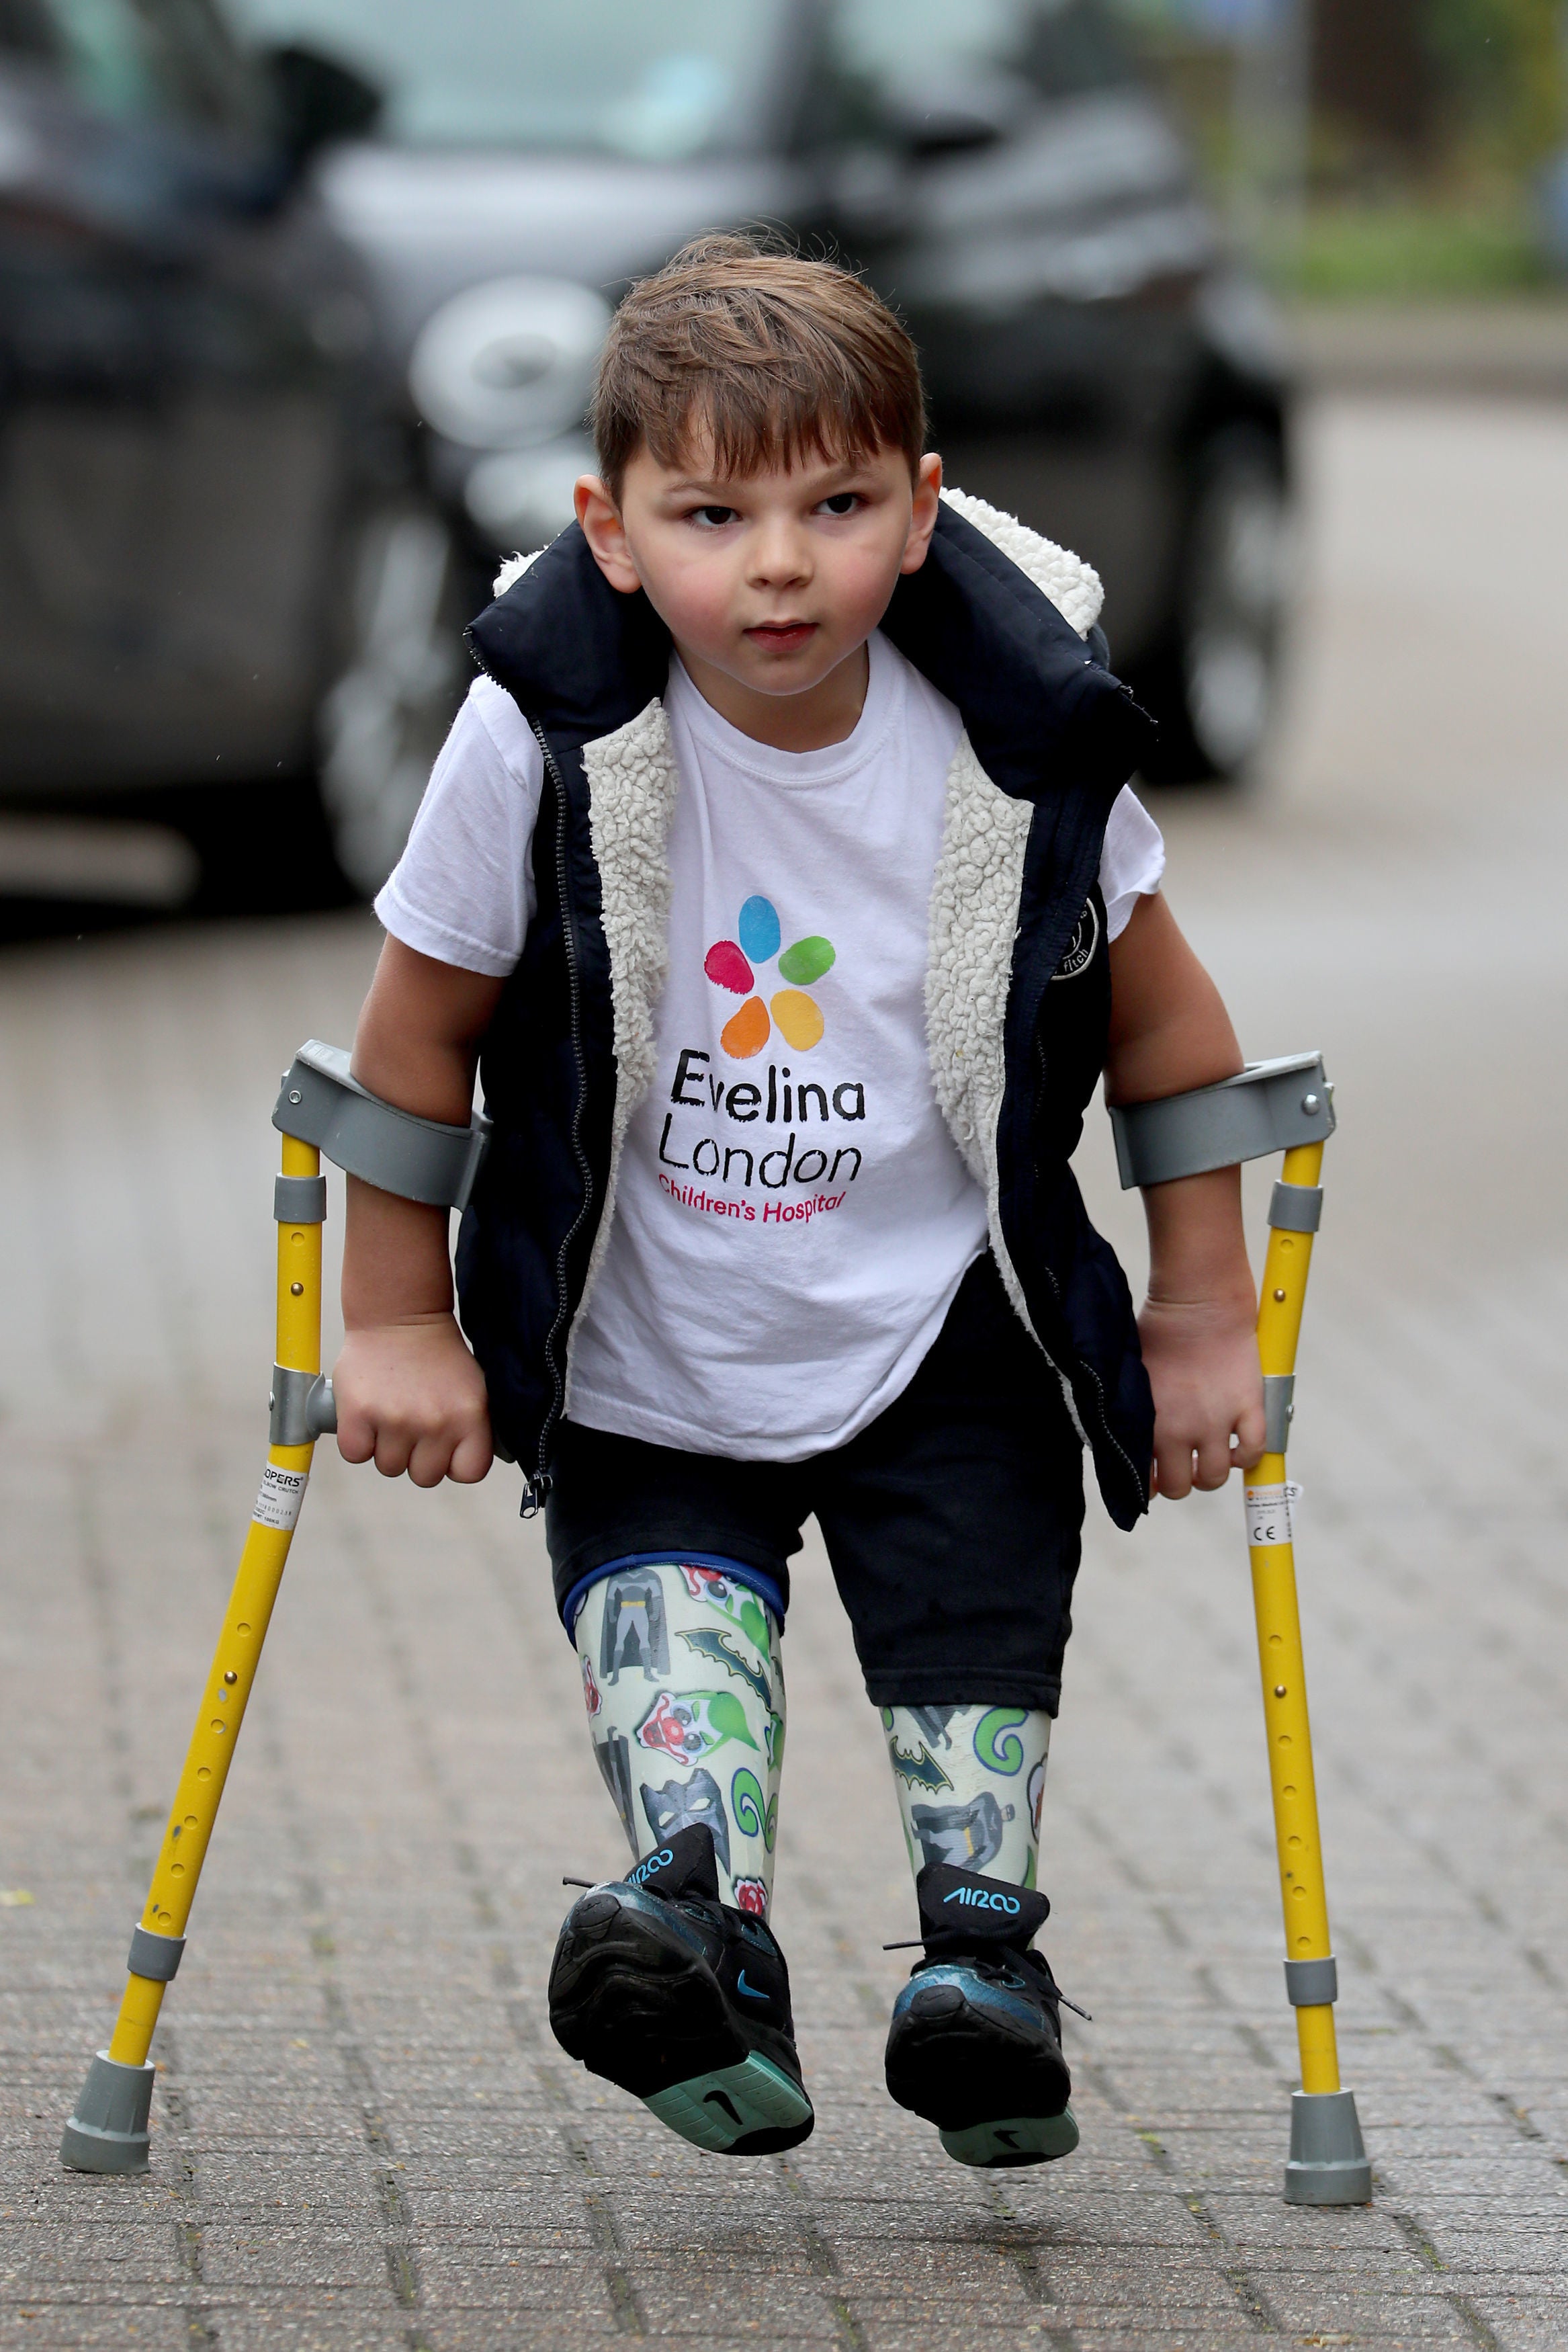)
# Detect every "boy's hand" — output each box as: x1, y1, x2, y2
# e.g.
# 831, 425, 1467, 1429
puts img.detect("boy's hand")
336, 939, 506, 1489
333, 1314, 494, 1486
1138, 1292, 1264, 1499
1106, 892, 1267, 1505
